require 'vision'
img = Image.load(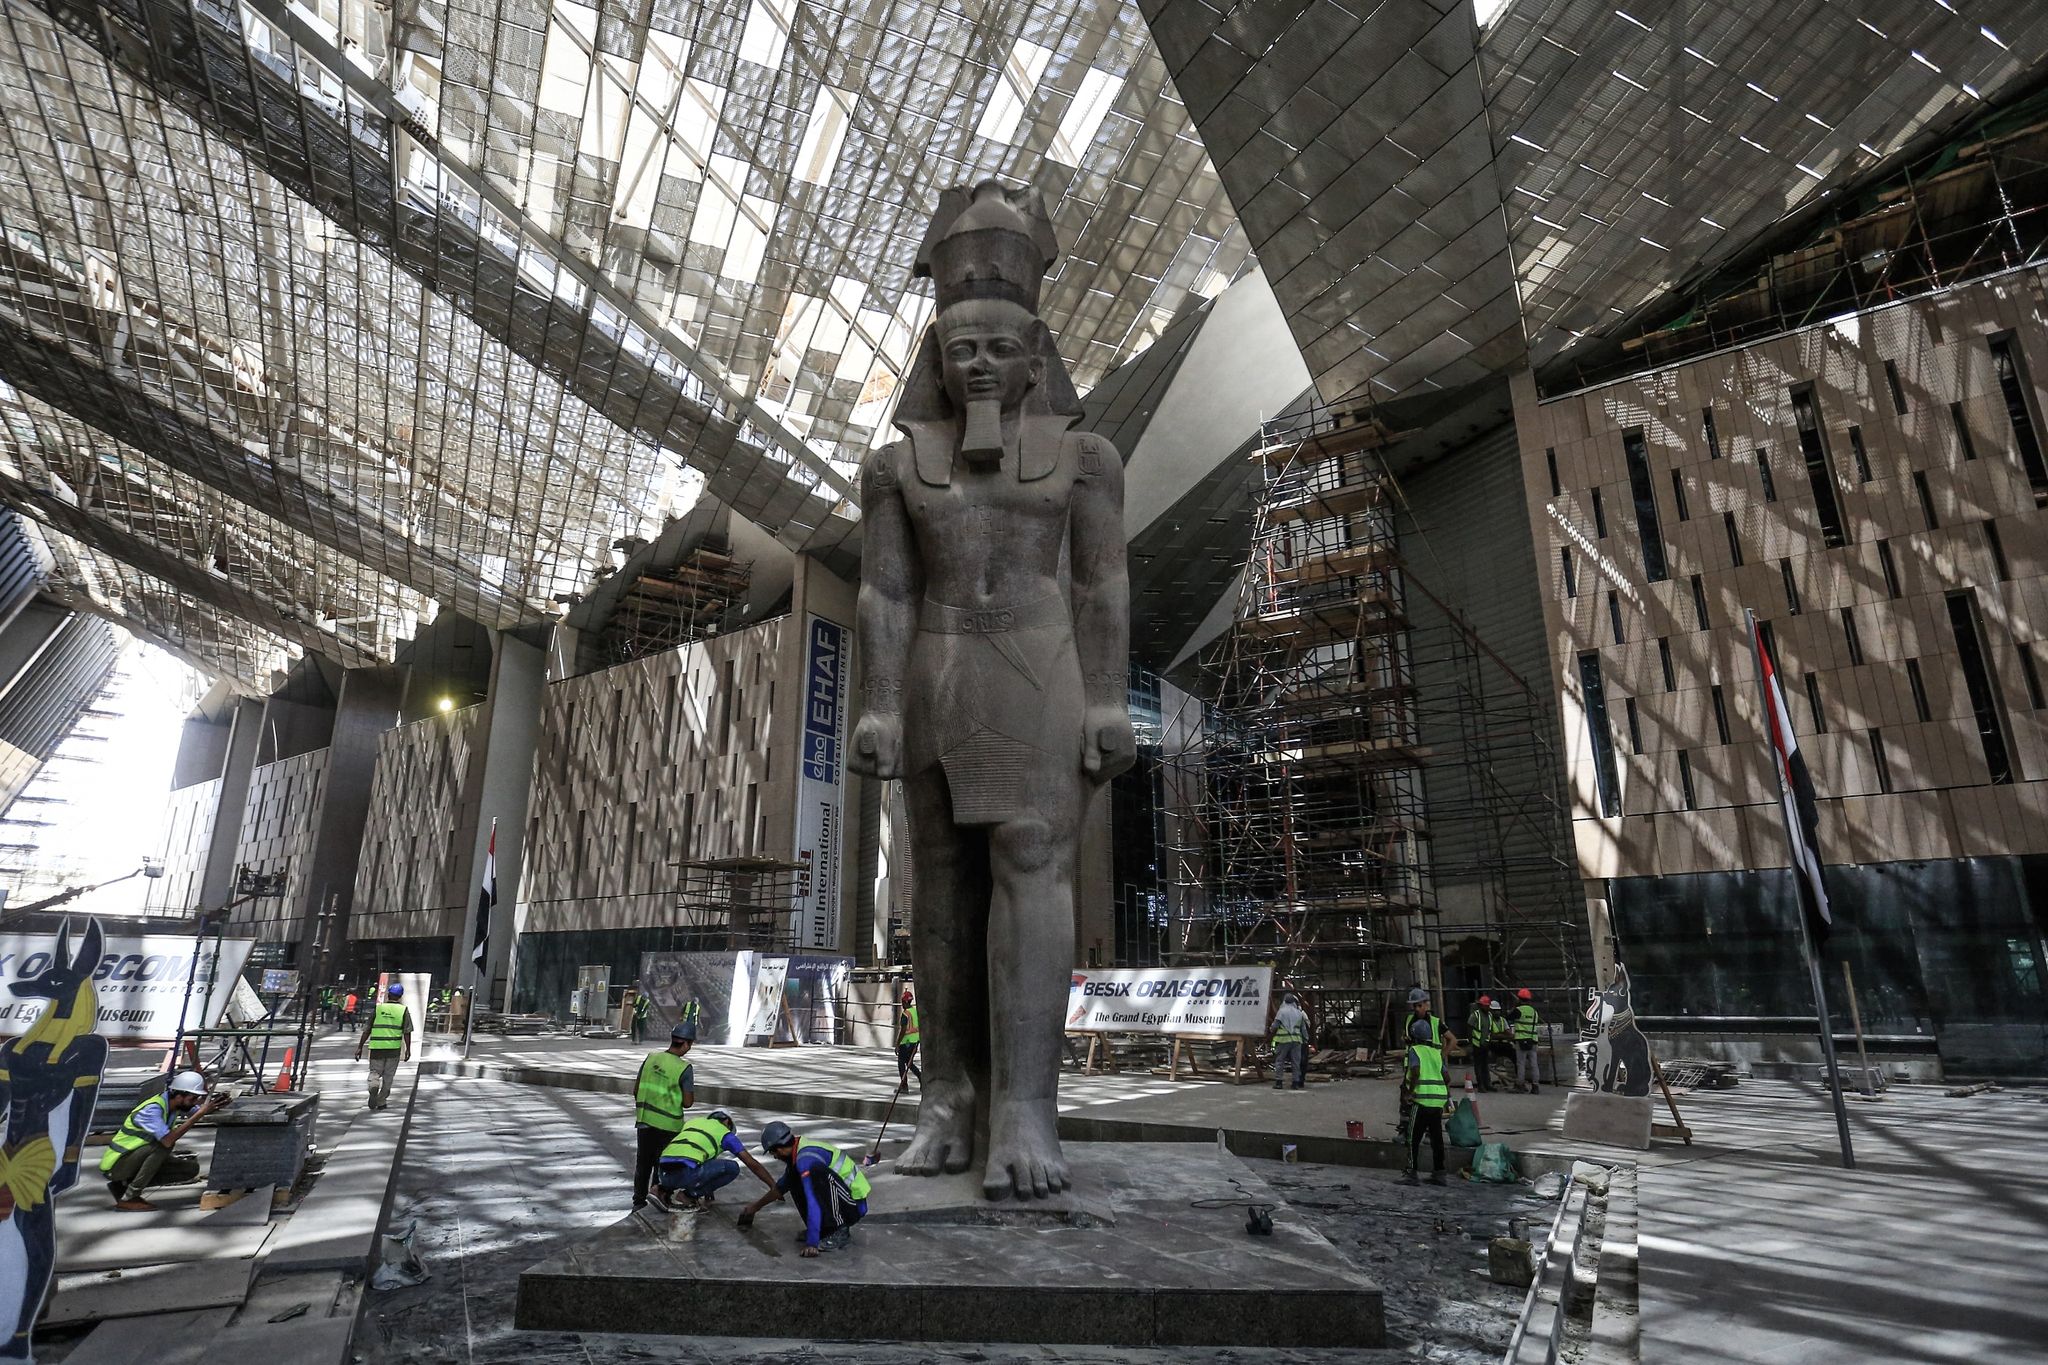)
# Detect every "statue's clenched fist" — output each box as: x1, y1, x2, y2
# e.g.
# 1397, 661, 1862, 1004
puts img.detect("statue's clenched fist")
851, 712, 904, 779
1081, 705, 1137, 783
